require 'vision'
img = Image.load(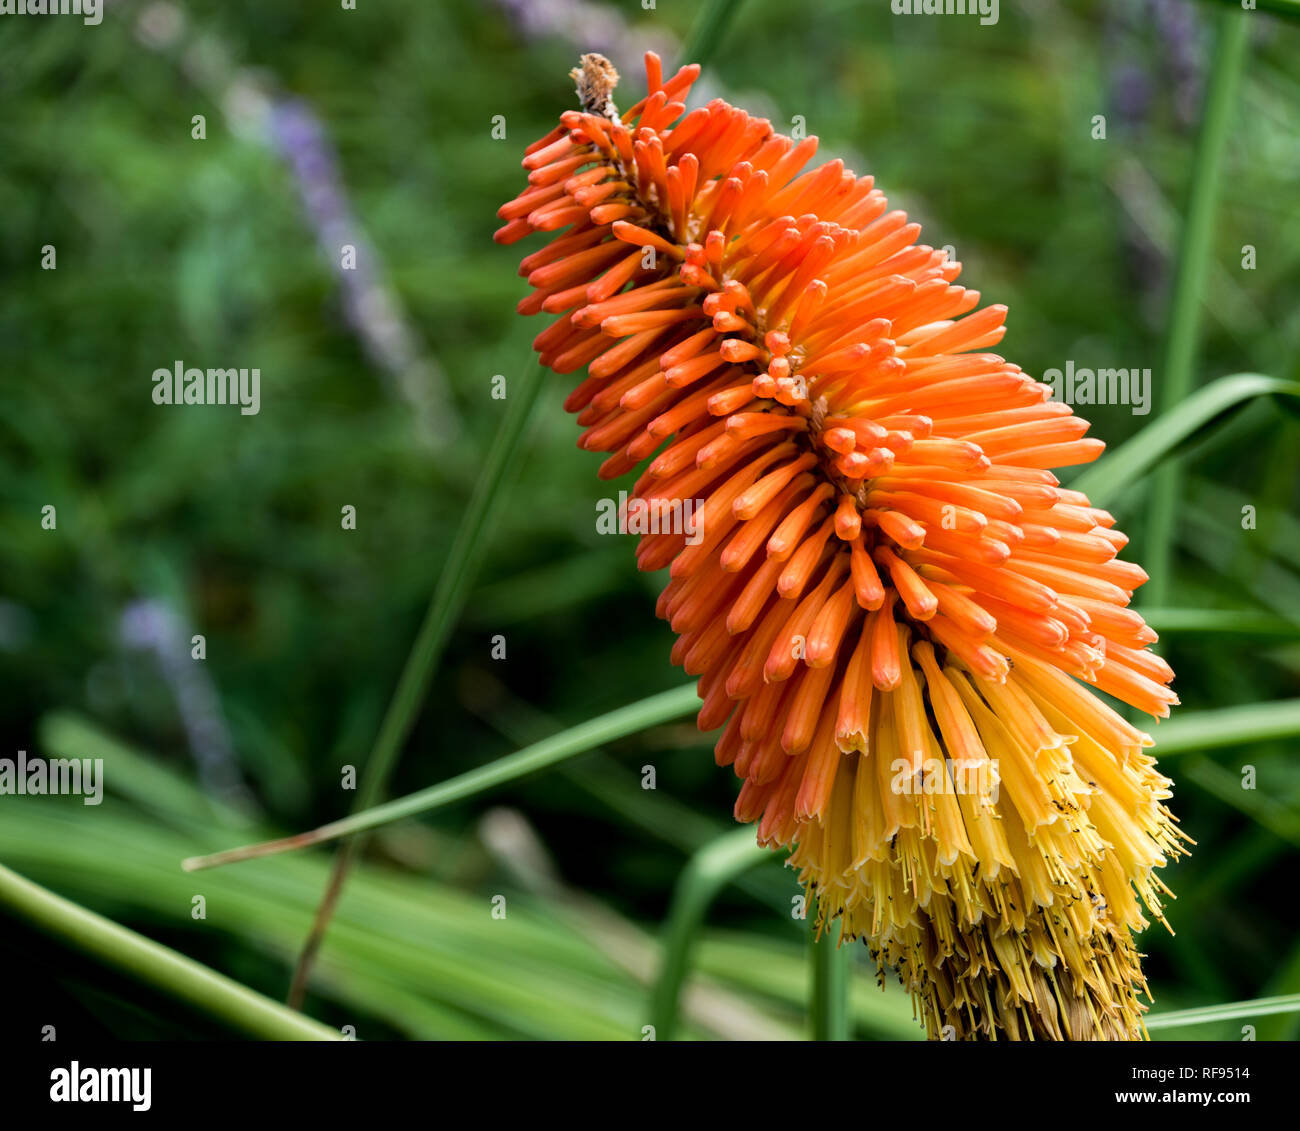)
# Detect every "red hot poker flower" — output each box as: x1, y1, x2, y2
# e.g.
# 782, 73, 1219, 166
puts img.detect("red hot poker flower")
496, 52, 1185, 1041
